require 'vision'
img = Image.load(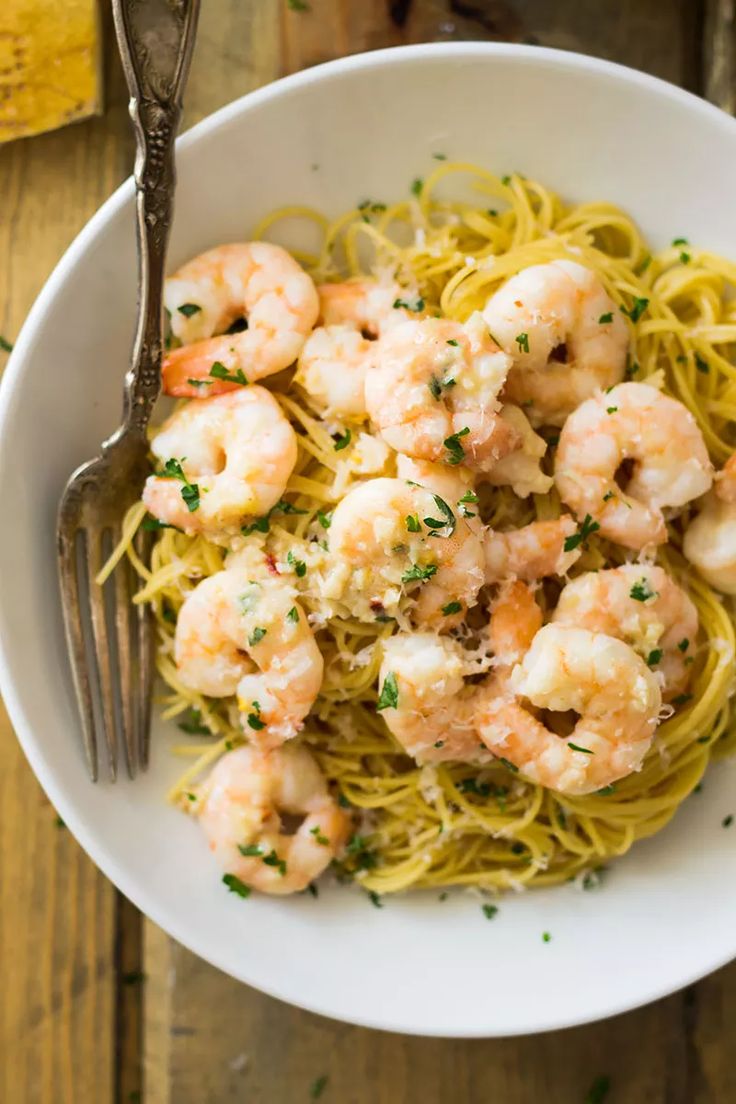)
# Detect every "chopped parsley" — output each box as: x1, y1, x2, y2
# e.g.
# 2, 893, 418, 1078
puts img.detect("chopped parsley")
406, 513, 422, 533
156, 458, 200, 512
499, 757, 519, 774
629, 577, 657, 602
376, 671, 399, 711
457, 488, 479, 517
310, 1075, 328, 1100
0, 335, 13, 353
367, 890, 383, 908
724, 815, 733, 828
246, 701, 266, 731
317, 510, 332, 529
482, 903, 499, 920
586, 1074, 611, 1104
646, 648, 663, 667
177, 302, 201, 317
222, 873, 251, 898
393, 296, 425, 312
333, 428, 351, 451
563, 514, 600, 552
602, 490, 615, 502
287, 550, 307, 577
209, 361, 248, 385
695, 353, 709, 374
310, 825, 330, 846
185, 792, 197, 803
241, 497, 307, 536
54, 815, 65, 828
287, 606, 299, 623
441, 600, 463, 616
515, 331, 530, 353
542, 931, 552, 943
262, 849, 287, 876
673, 693, 693, 707
307, 883, 318, 897
237, 843, 262, 857
568, 742, 594, 755
141, 516, 180, 531
444, 426, 470, 465
620, 296, 649, 323
410, 177, 423, 197
637, 254, 652, 275
446, 338, 459, 346
606, 406, 618, 414
501, 174, 511, 186
672, 236, 689, 246
428, 374, 443, 400
248, 627, 267, 646
346, 834, 378, 870
401, 562, 438, 584
287, 0, 310, 10
432, 152, 447, 160
177, 709, 210, 735
596, 784, 617, 796
678, 638, 690, 652
434, 740, 445, 749
598, 312, 613, 324
680, 251, 691, 264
